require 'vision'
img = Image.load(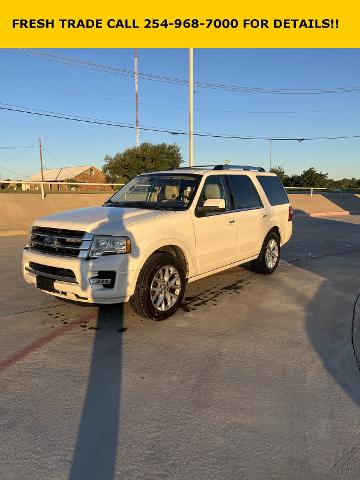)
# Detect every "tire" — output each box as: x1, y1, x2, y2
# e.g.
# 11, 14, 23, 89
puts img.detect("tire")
251, 231, 280, 275
130, 252, 186, 320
